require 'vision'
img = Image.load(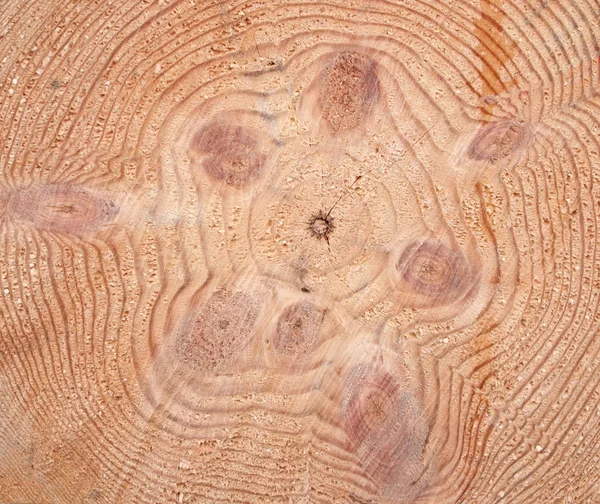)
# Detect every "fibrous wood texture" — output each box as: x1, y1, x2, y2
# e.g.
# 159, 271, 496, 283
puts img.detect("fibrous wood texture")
1, 0, 600, 503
